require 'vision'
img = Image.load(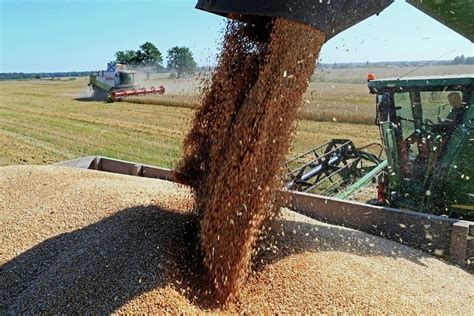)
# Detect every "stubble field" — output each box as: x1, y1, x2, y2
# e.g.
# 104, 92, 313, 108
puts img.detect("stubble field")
0, 77, 380, 167
1, 64, 471, 167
